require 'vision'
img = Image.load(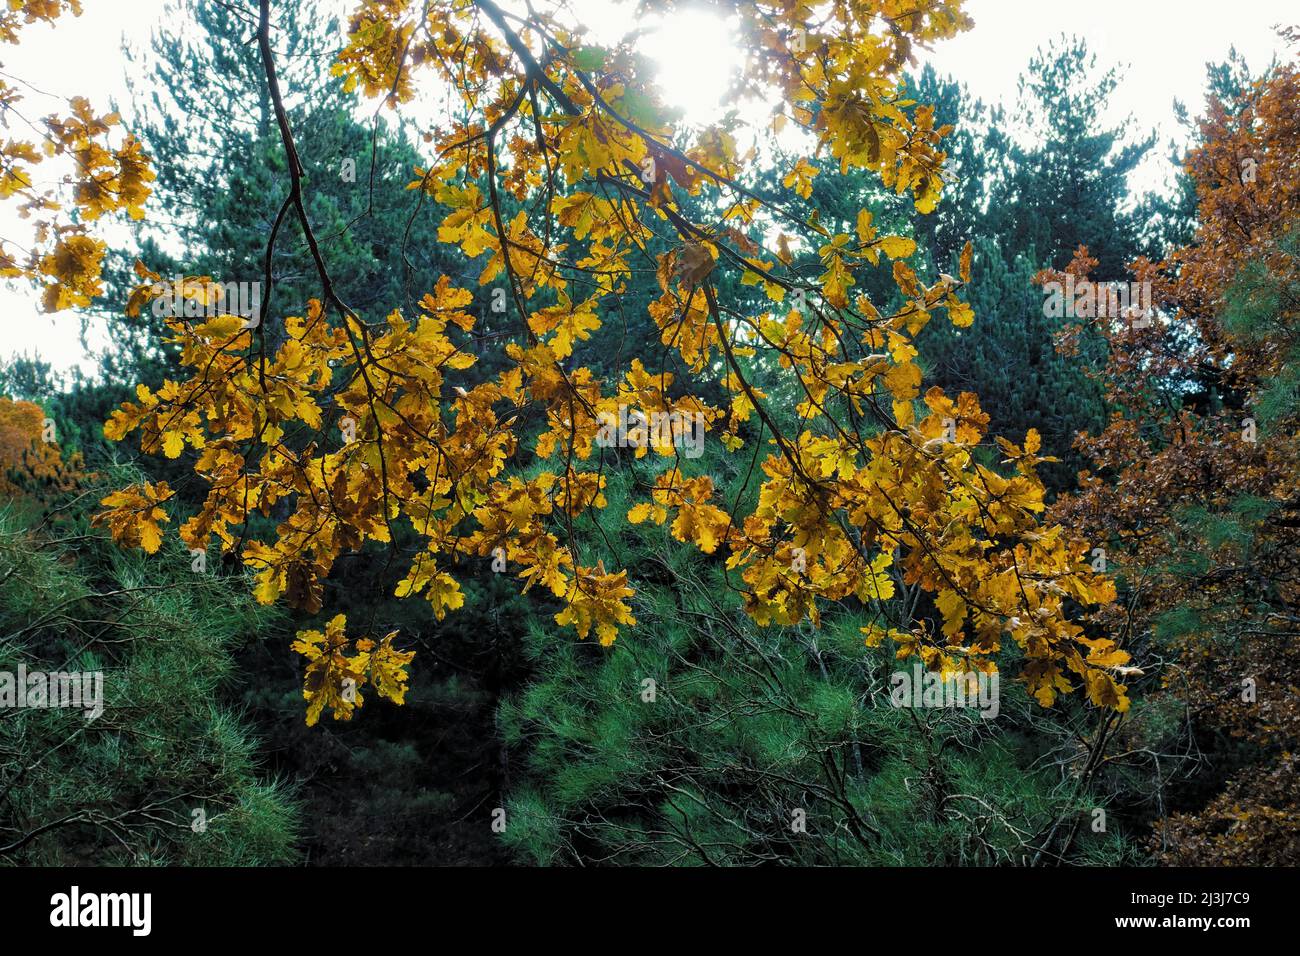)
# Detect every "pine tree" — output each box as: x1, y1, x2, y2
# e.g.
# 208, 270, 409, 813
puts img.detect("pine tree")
0, 467, 299, 865
984, 37, 1154, 279
916, 236, 1106, 489
496, 441, 1137, 866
